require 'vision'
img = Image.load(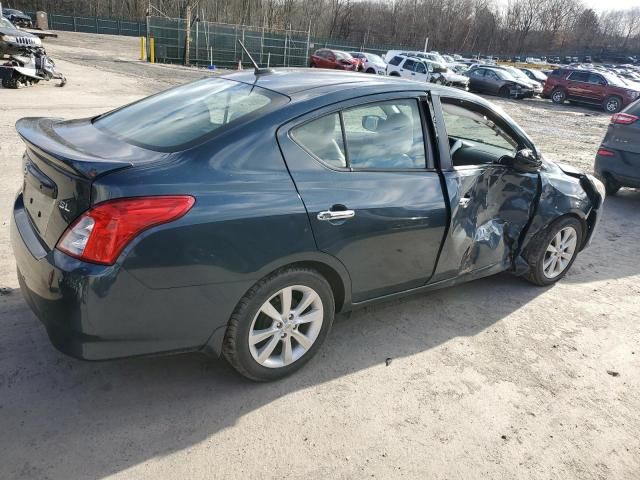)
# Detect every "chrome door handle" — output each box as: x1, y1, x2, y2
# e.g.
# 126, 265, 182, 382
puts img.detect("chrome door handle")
317, 210, 355, 221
